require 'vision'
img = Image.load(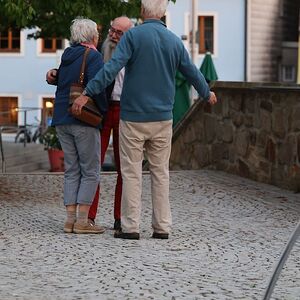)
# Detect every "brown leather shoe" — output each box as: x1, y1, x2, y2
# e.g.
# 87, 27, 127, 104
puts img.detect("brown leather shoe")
73, 222, 105, 234
114, 230, 140, 240
152, 232, 169, 239
63, 221, 75, 233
